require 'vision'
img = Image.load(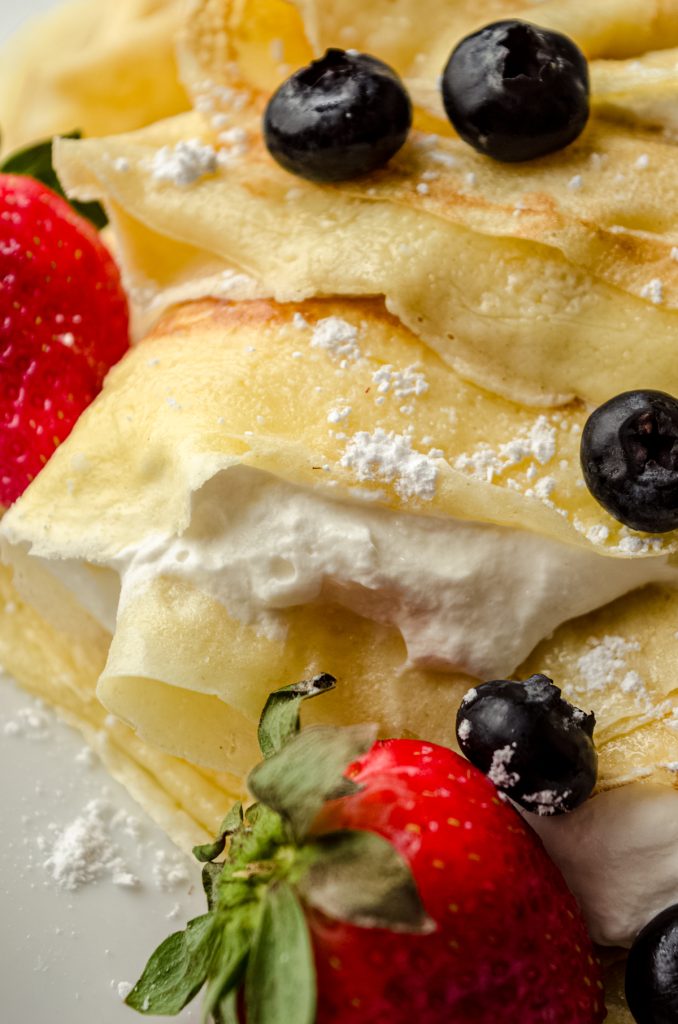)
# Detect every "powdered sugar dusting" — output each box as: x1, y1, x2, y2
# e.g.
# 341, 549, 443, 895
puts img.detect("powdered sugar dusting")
573, 519, 610, 547
454, 416, 557, 483
487, 744, 519, 789
152, 849, 191, 891
310, 317, 361, 364
3, 703, 52, 740
40, 799, 140, 892
574, 635, 648, 703
327, 405, 352, 425
521, 788, 570, 817
372, 364, 429, 400
150, 139, 218, 186
457, 719, 472, 741
339, 429, 439, 500
640, 278, 665, 305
